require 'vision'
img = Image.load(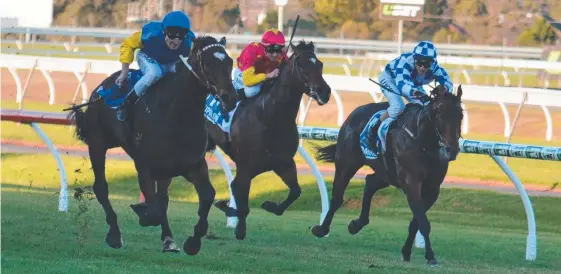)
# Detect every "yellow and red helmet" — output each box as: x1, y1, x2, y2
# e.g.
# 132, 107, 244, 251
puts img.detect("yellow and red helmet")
261, 28, 286, 46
